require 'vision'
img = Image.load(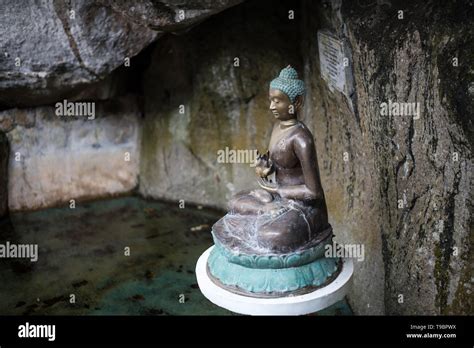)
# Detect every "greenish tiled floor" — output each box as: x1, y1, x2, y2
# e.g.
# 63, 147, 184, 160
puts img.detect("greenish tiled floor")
0, 196, 351, 315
